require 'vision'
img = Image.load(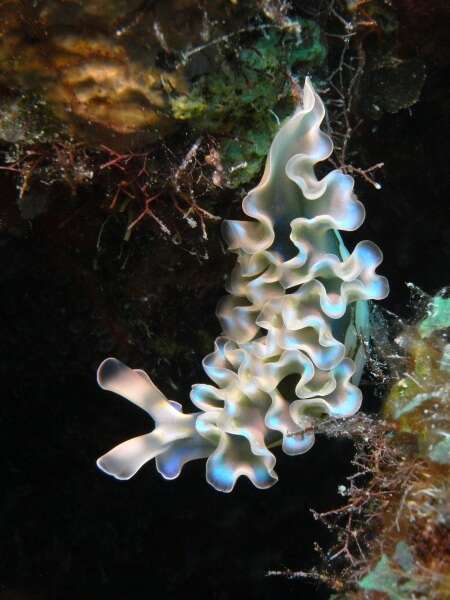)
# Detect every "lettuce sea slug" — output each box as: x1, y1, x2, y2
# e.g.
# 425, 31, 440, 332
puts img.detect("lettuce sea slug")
96, 78, 389, 492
